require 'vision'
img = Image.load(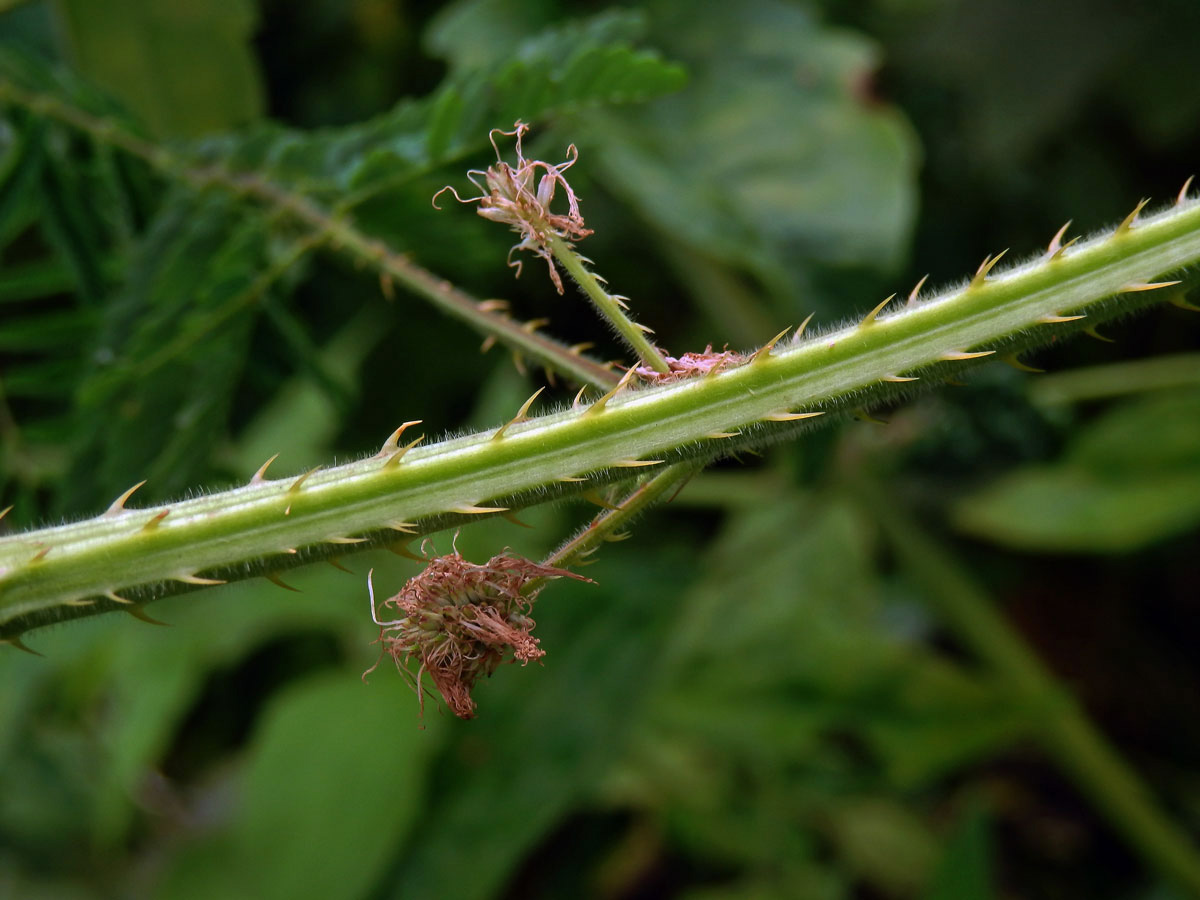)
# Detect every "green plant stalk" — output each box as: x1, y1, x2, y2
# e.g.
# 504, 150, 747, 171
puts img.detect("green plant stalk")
548, 234, 672, 373
2, 196, 1200, 639
1029, 352, 1200, 406
859, 481, 1200, 894
0, 80, 621, 390
541, 462, 702, 571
